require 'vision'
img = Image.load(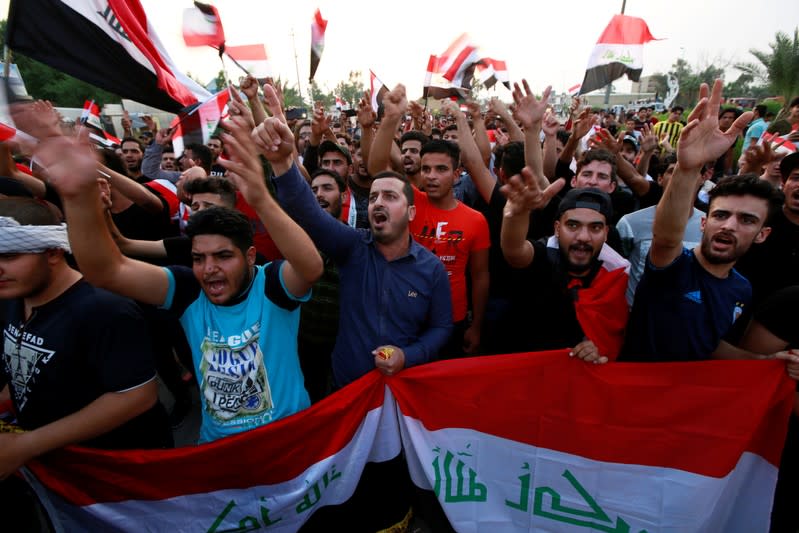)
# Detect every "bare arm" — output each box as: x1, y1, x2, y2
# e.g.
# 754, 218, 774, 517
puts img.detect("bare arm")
442, 100, 494, 204
466, 101, 491, 167
590, 129, 652, 197
559, 108, 592, 167
541, 112, 560, 181
99, 164, 164, 213
650, 80, 753, 268
0, 380, 157, 479
488, 98, 523, 143
224, 115, 322, 296
512, 80, 552, 191
240, 76, 267, 126
367, 85, 407, 176
636, 123, 658, 177
356, 92, 377, 172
